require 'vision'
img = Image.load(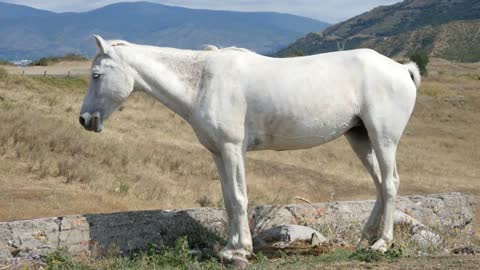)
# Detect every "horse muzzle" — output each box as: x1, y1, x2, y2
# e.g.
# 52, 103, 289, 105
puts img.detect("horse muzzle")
79, 112, 103, 133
